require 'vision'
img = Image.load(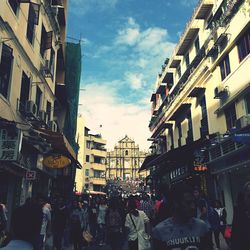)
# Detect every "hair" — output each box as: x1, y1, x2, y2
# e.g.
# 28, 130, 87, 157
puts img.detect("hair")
214, 199, 222, 207
127, 196, 139, 216
109, 197, 119, 210
11, 203, 42, 245
169, 183, 193, 205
